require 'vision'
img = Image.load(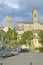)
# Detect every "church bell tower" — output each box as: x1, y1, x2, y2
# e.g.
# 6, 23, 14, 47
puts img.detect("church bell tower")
6, 16, 13, 29
32, 7, 38, 23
